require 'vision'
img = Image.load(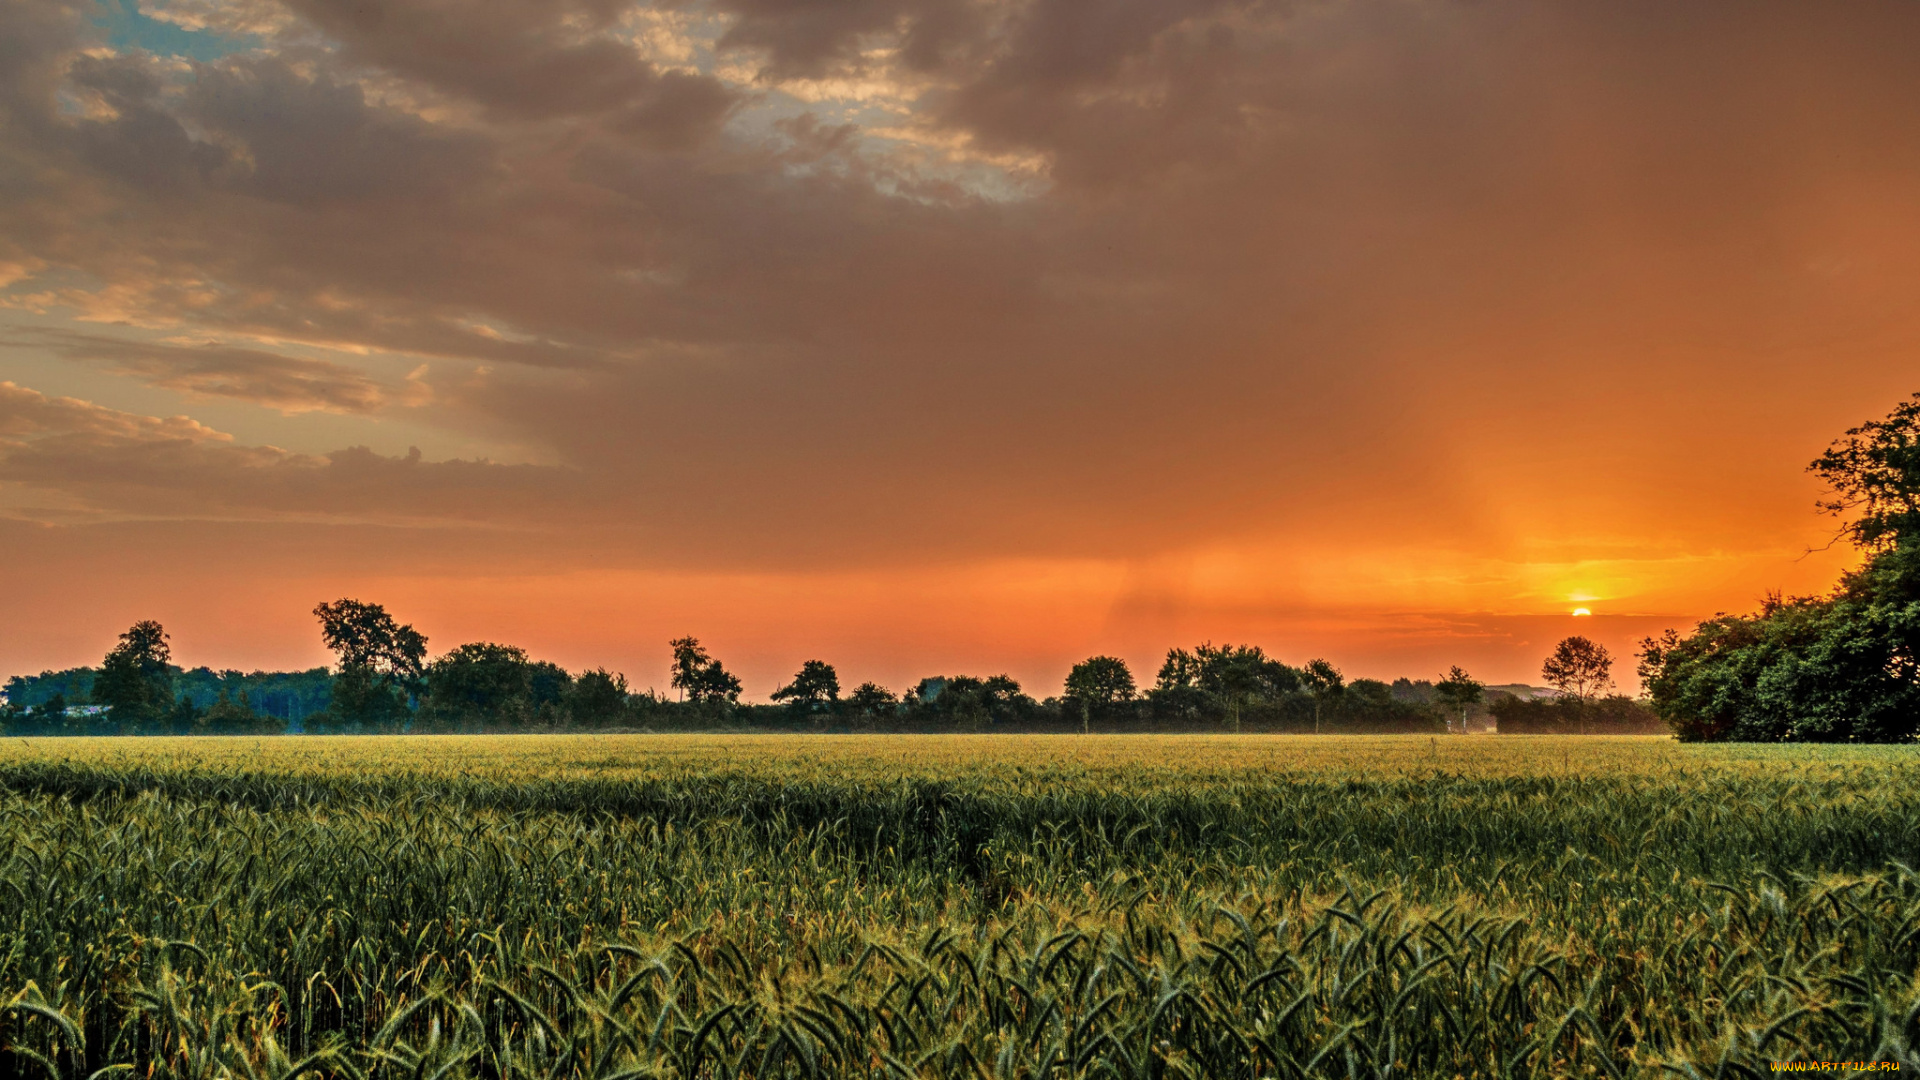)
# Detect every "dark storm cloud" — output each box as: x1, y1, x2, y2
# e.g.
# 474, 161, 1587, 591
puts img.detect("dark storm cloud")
5, 0, 1920, 571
